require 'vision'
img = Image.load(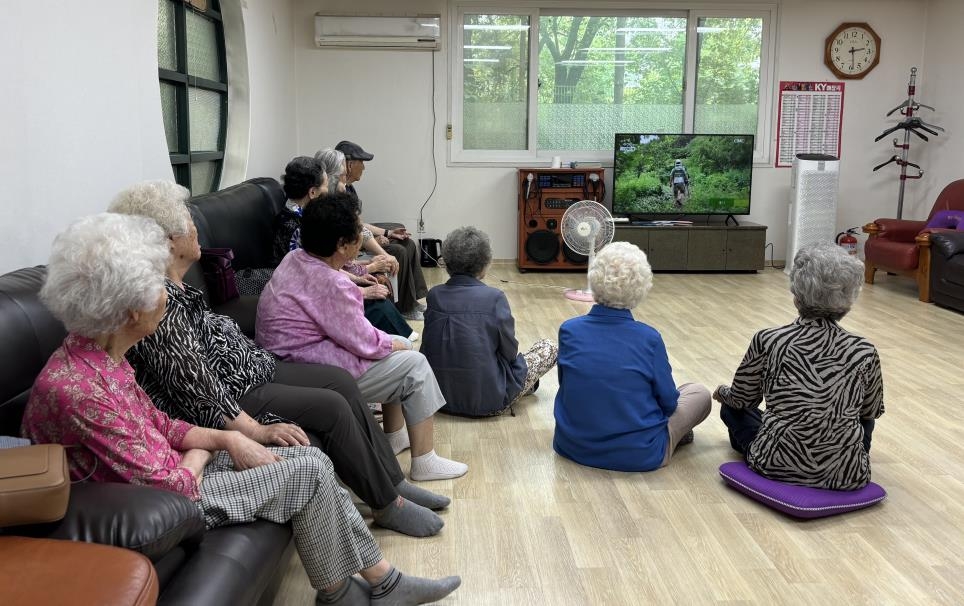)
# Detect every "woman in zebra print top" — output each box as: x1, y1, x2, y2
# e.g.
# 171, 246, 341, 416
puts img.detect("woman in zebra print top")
715, 243, 884, 490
